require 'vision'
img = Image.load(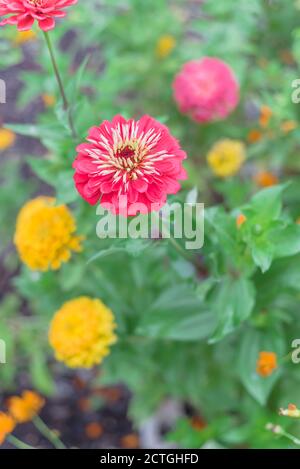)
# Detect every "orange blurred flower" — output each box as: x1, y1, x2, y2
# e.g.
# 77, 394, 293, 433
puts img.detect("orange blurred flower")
0, 412, 15, 445
85, 422, 103, 440
190, 415, 207, 431
254, 171, 278, 188
78, 398, 91, 413
42, 94, 56, 108
8, 391, 45, 423
259, 106, 272, 128
279, 49, 295, 66
247, 129, 263, 144
92, 386, 122, 403
281, 120, 297, 134
256, 351, 277, 377
121, 433, 140, 449
236, 213, 247, 229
